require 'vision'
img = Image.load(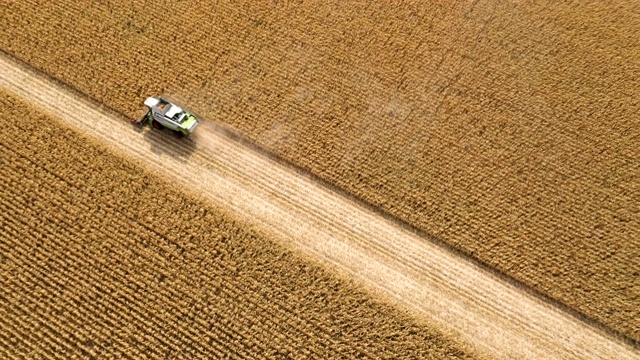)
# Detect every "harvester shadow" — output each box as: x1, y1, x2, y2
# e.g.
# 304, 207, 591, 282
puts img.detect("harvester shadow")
141, 125, 197, 162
